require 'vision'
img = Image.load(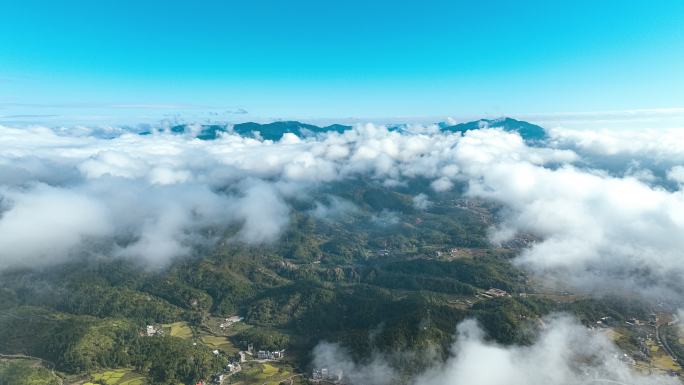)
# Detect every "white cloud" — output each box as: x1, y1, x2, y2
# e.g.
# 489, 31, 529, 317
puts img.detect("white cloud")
548, 127, 684, 177
430, 176, 453, 192
2, 121, 684, 385
230, 179, 290, 244
3, 121, 683, 384
311, 196, 359, 220
0, 184, 112, 267
412, 193, 431, 210
0, 122, 683, 301
667, 166, 684, 185
313, 342, 398, 385
465, 160, 684, 297
415, 316, 675, 385
312, 315, 676, 385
